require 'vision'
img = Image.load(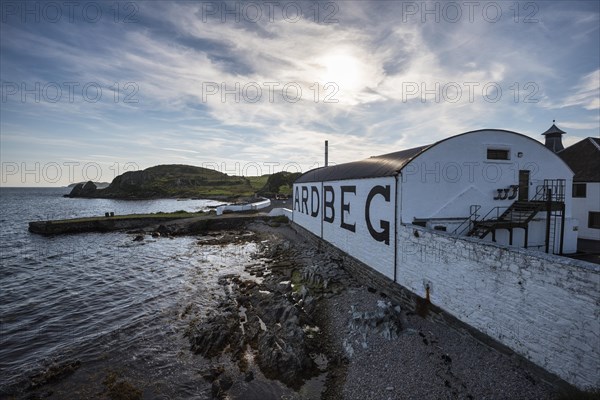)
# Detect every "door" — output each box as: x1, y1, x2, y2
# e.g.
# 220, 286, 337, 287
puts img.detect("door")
518, 170, 530, 201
